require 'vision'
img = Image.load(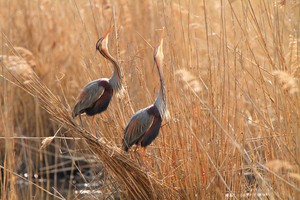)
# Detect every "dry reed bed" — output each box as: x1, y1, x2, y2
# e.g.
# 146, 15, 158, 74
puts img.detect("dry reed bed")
1, 0, 300, 199
19, 73, 176, 199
